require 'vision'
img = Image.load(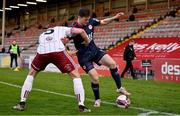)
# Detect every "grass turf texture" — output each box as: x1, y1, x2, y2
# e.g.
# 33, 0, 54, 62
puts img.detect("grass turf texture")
0, 68, 179, 115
